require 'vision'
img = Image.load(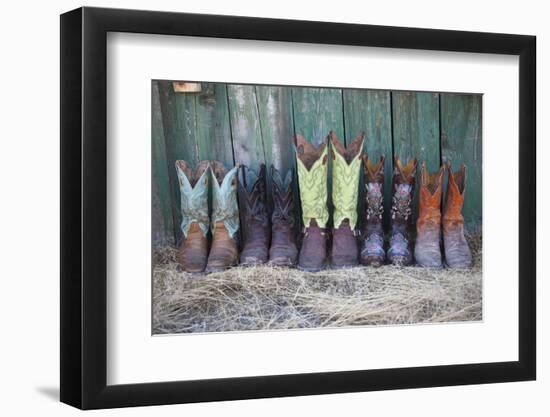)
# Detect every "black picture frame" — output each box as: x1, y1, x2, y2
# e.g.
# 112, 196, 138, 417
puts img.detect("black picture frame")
60, 6, 536, 410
